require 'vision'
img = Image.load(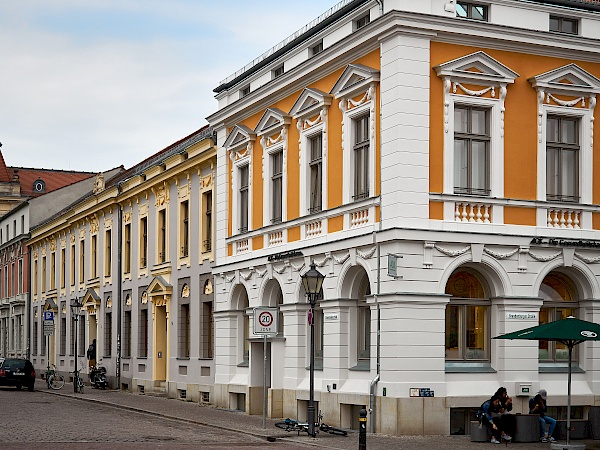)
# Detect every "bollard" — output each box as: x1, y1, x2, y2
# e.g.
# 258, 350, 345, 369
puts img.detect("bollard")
359, 408, 367, 450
